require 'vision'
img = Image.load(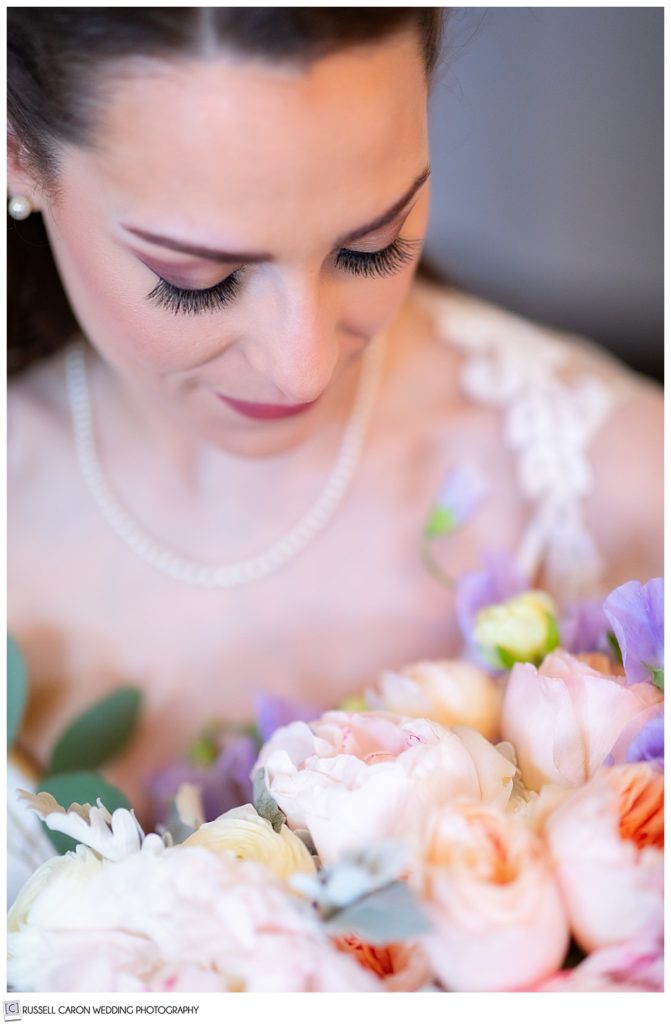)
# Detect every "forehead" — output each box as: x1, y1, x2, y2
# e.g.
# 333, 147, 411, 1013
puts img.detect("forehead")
72, 32, 428, 239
